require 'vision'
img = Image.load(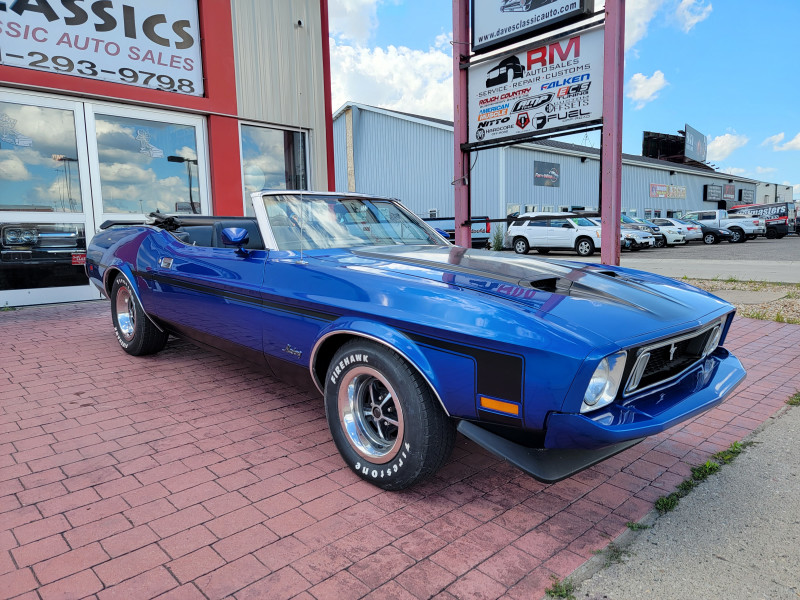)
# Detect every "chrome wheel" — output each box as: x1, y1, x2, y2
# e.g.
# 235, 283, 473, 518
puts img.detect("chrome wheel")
338, 366, 404, 464
114, 285, 136, 341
